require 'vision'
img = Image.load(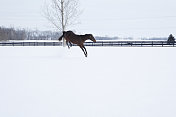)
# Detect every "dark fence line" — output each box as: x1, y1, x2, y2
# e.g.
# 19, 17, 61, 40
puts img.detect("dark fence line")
84, 41, 176, 47
0, 42, 62, 46
0, 41, 175, 47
